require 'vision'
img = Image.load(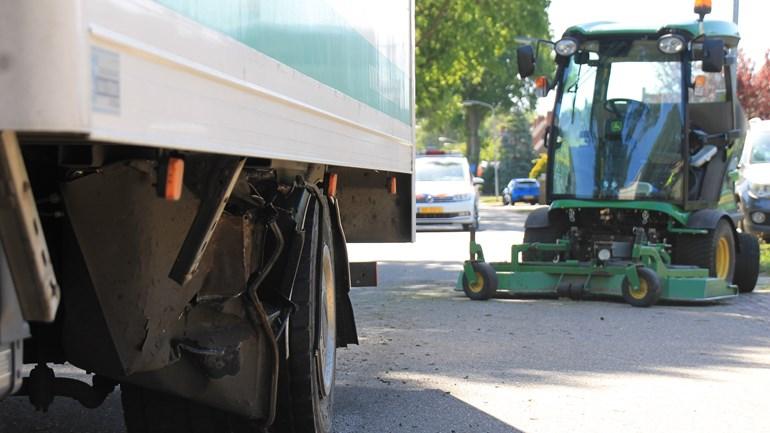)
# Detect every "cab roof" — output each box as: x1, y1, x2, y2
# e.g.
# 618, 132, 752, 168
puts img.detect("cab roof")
564, 19, 740, 45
